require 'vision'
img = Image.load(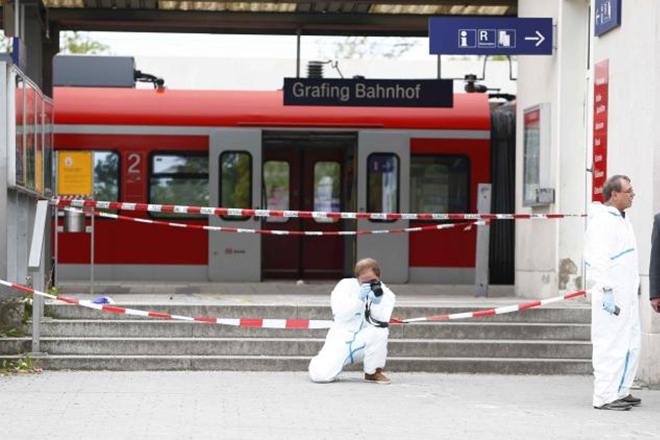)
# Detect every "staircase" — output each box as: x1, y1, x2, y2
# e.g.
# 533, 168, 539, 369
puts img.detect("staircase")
0, 301, 592, 374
